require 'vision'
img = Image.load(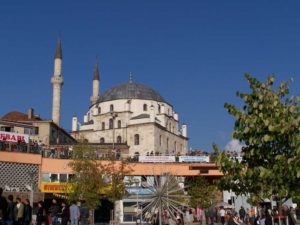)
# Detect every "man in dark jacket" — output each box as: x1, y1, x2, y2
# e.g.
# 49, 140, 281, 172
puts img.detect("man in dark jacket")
5, 195, 15, 225
0, 188, 8, 224
49, 199, 60, 225
23, 199, 32, 225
